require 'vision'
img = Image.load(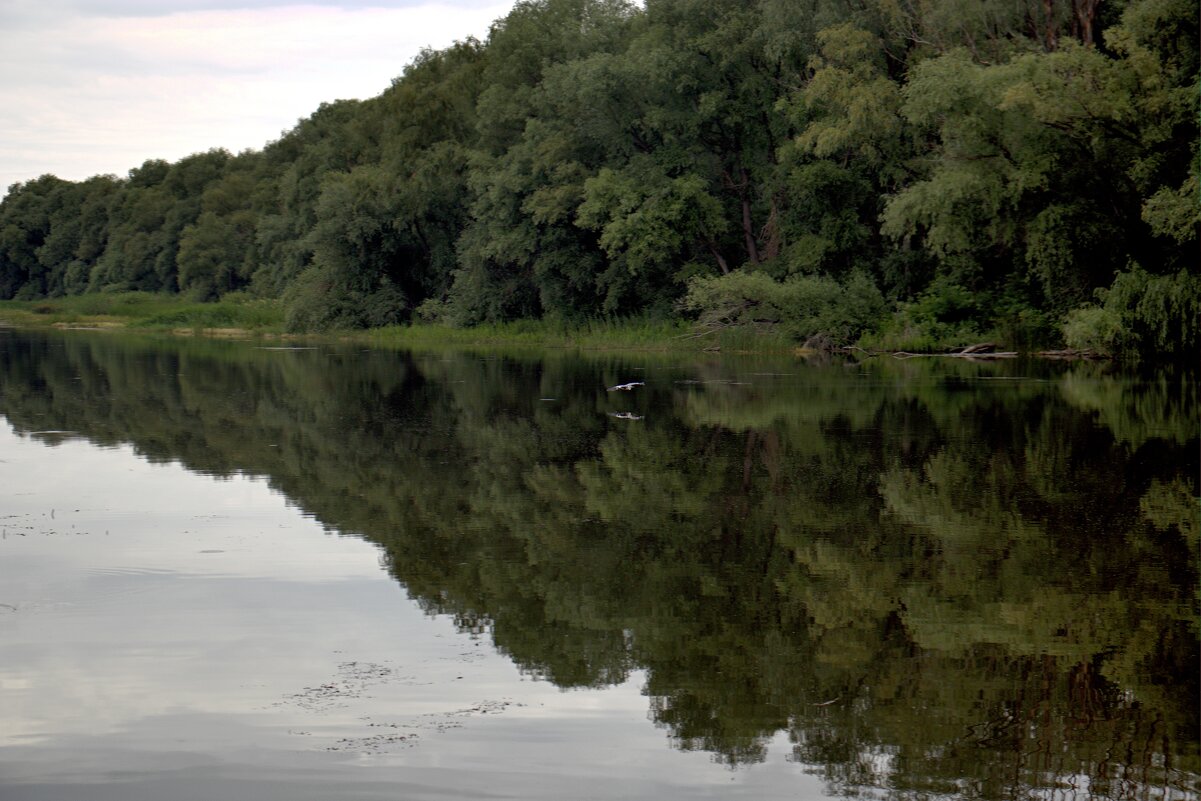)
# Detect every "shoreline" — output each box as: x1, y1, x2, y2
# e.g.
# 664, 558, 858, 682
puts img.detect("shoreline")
0, 296, 1107, 360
